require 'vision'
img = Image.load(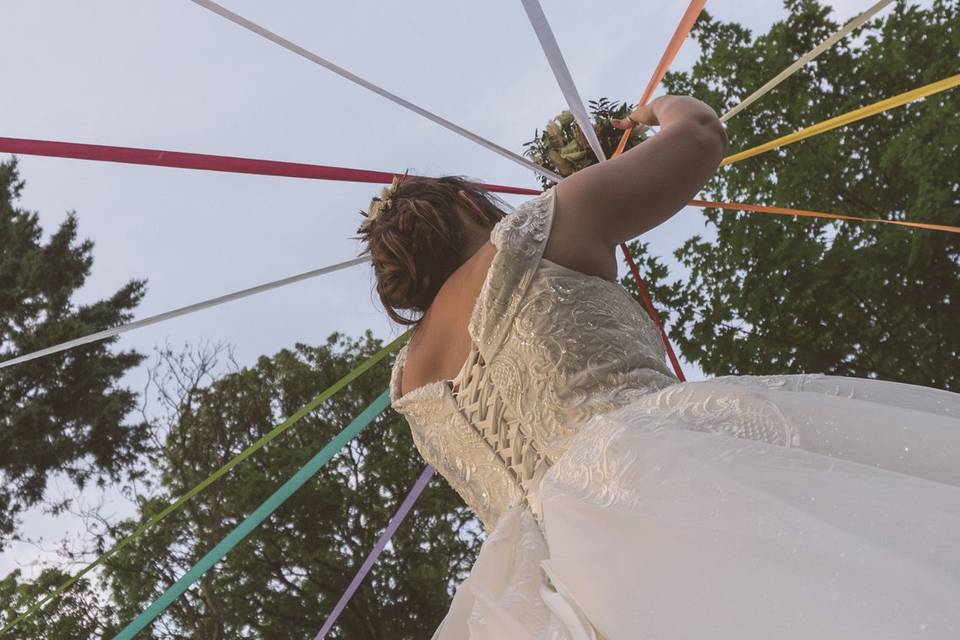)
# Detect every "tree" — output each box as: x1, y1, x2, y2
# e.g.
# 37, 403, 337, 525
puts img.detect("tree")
0, 568, 112, 638
656, 0, 959, 390
0, 159, 151, 545
15, 334, 481, 639
529, 0, 959, 390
